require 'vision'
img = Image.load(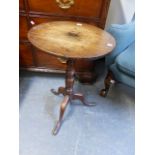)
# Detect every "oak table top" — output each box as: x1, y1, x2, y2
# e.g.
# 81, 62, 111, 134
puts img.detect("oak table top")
28, 21, 116, 59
